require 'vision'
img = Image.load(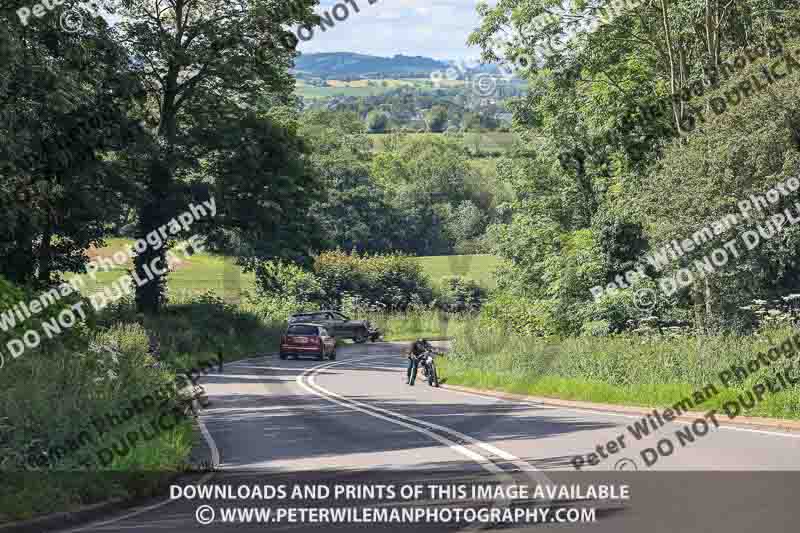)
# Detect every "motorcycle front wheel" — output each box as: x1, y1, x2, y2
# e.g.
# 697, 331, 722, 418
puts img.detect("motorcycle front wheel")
428, 362, 439, 387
